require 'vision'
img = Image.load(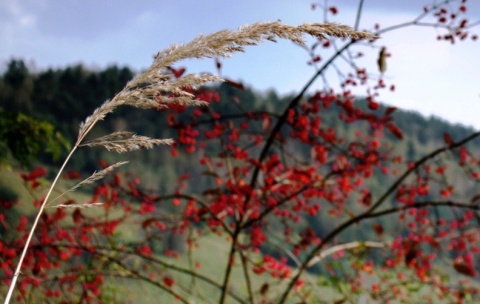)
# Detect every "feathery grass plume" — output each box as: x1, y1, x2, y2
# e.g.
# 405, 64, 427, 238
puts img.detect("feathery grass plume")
80, 132, 174, 153
78, 21, 375, 145
49, 161, 129, 205
48, 202, 105, 209
5, 21, 376, 304
70, 161, 129, 190
150, 22, 374, 68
